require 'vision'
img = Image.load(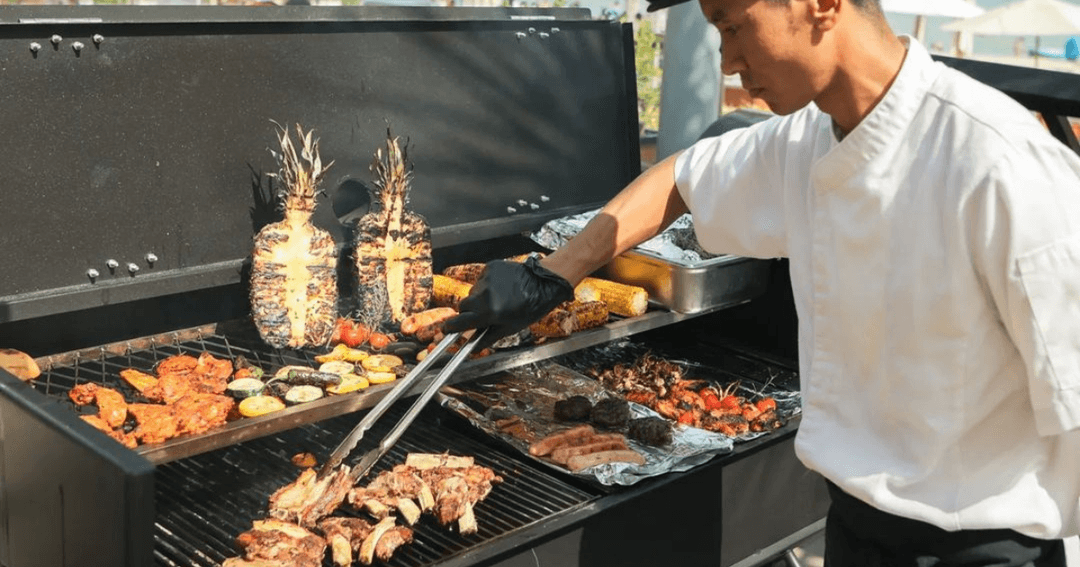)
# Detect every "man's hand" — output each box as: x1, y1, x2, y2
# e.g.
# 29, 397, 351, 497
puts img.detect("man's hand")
442, 256, 575, 348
